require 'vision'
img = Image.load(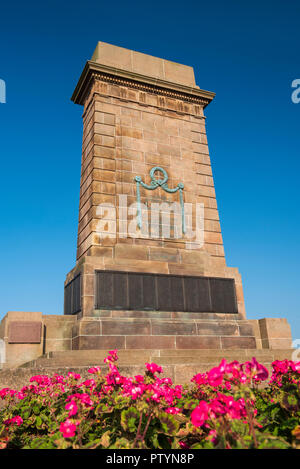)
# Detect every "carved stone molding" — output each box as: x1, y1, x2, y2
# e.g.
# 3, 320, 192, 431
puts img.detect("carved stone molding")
72, 61, 215, 107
